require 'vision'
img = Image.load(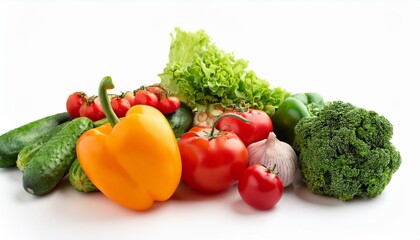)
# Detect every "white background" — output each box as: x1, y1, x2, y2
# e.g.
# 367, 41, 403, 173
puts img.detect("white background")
1, 0, 419, 239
